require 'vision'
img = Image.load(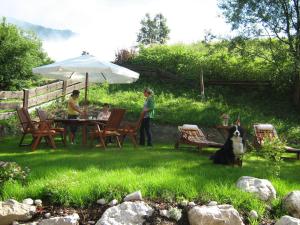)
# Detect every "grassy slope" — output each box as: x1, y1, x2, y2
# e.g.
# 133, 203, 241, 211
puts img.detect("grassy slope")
1, 78, 300, 223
